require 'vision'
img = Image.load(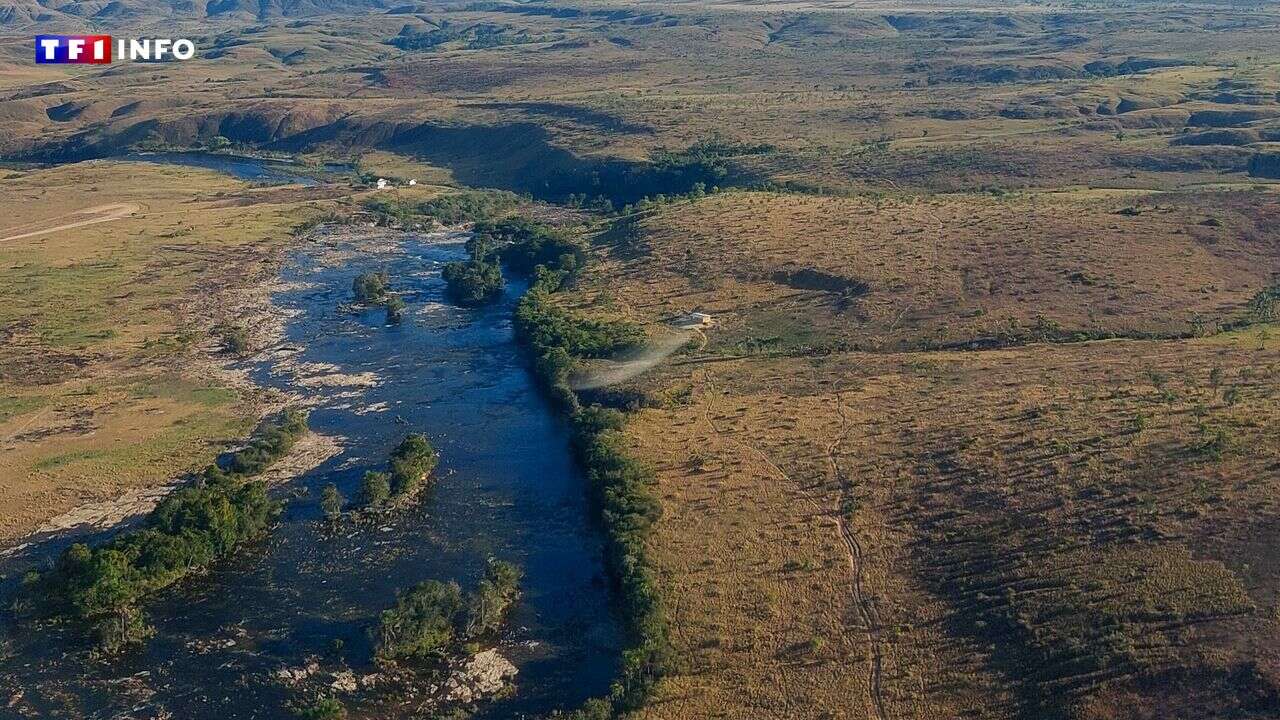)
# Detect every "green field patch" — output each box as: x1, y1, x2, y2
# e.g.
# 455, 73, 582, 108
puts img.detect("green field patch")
32, 448, 109, 471
31, 410, 249, 476
125, 375, 240, 407
0, 394, 49, 423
